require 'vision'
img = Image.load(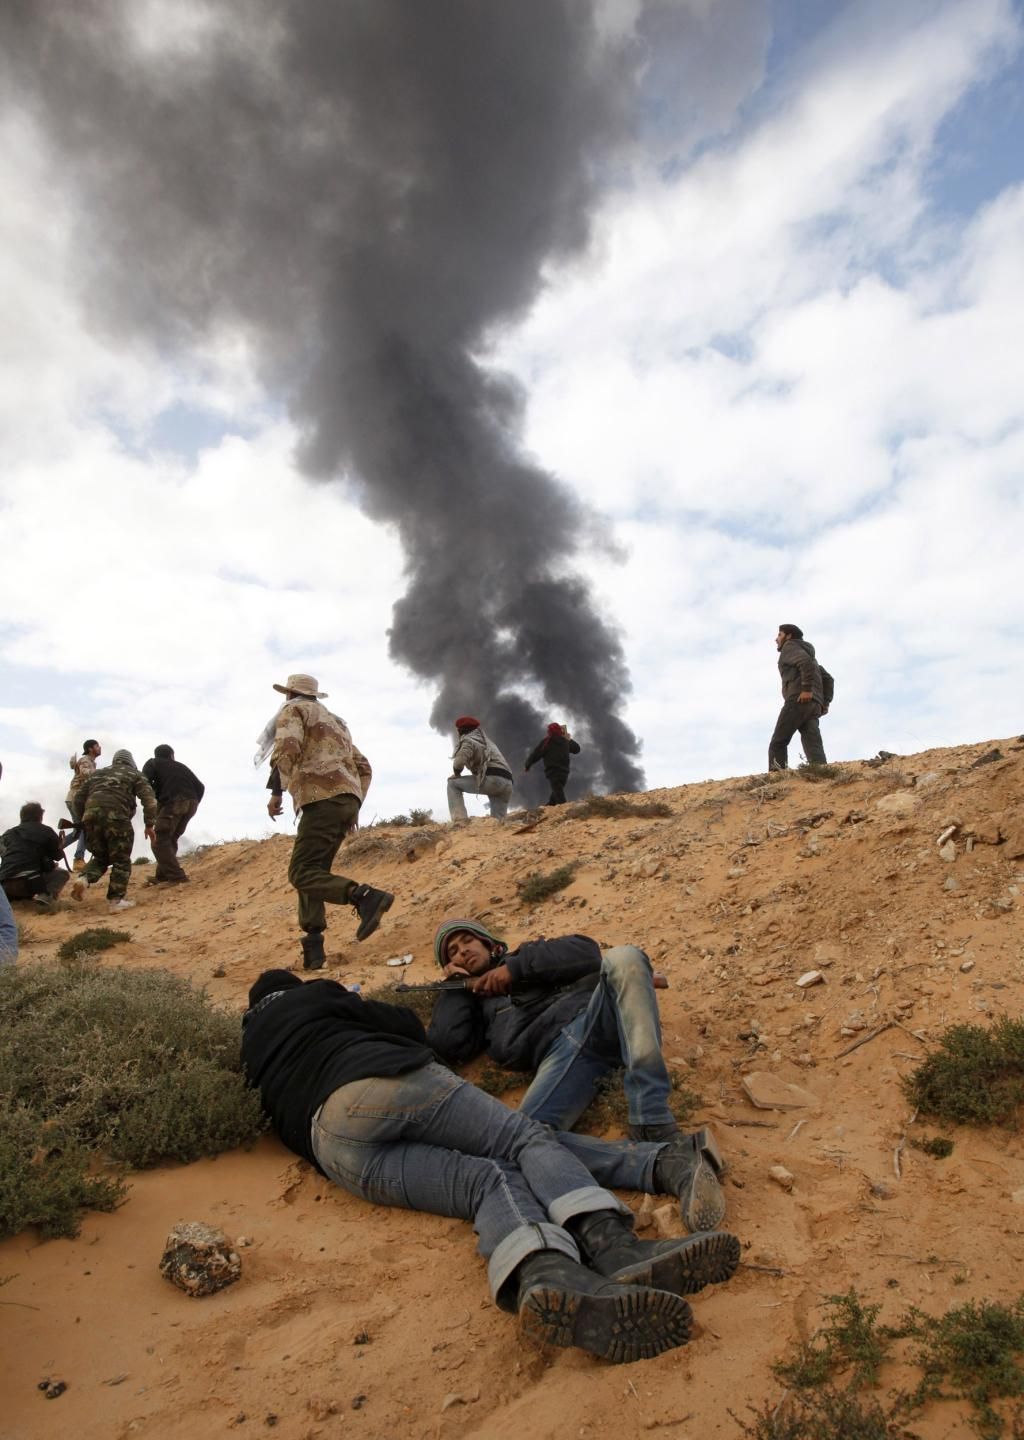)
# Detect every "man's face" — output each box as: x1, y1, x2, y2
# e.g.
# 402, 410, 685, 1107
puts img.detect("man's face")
89, 743, 101, 758
443, 931, 494, 976
775, 629, 788, 651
